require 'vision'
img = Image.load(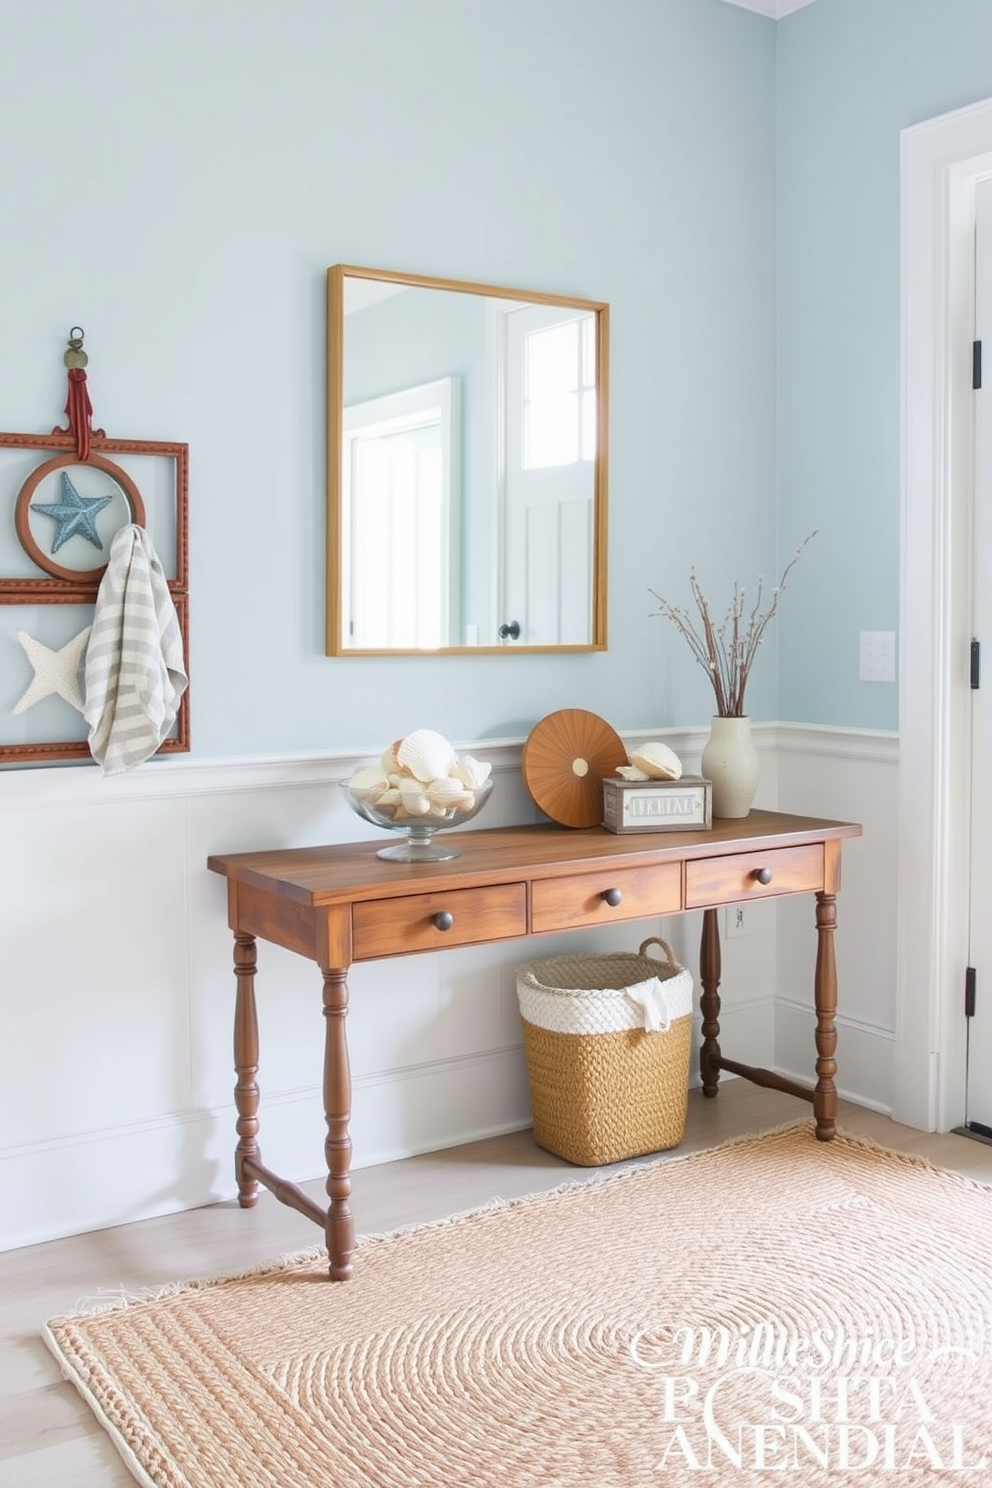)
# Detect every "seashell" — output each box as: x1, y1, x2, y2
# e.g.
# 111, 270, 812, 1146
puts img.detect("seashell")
348, 766, 389, 798
615, 765, 651, 781
426, 777, 474, 808
375, 787, 402, 813
398, 777, 432, 815
397, 729, 457, 784
450, 754, 492, 790
629, 742, 683, 781
380, 740, 403, 774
